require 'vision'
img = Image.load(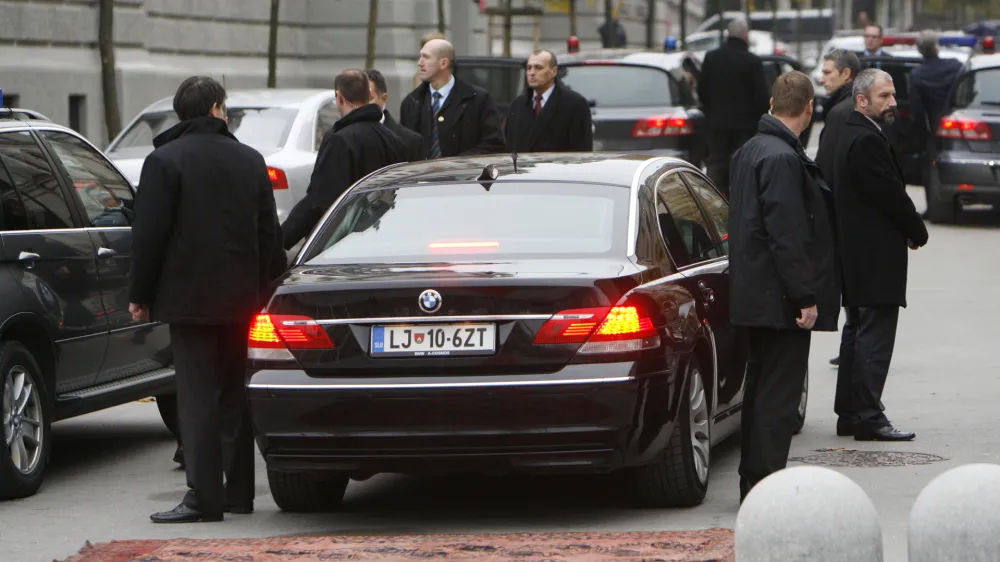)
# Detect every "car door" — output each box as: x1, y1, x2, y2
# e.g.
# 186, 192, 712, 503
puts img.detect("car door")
861, 56, 925, 185
652, 171, 738, 418
0, 129, 107, 394
36, 129, 173, 385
